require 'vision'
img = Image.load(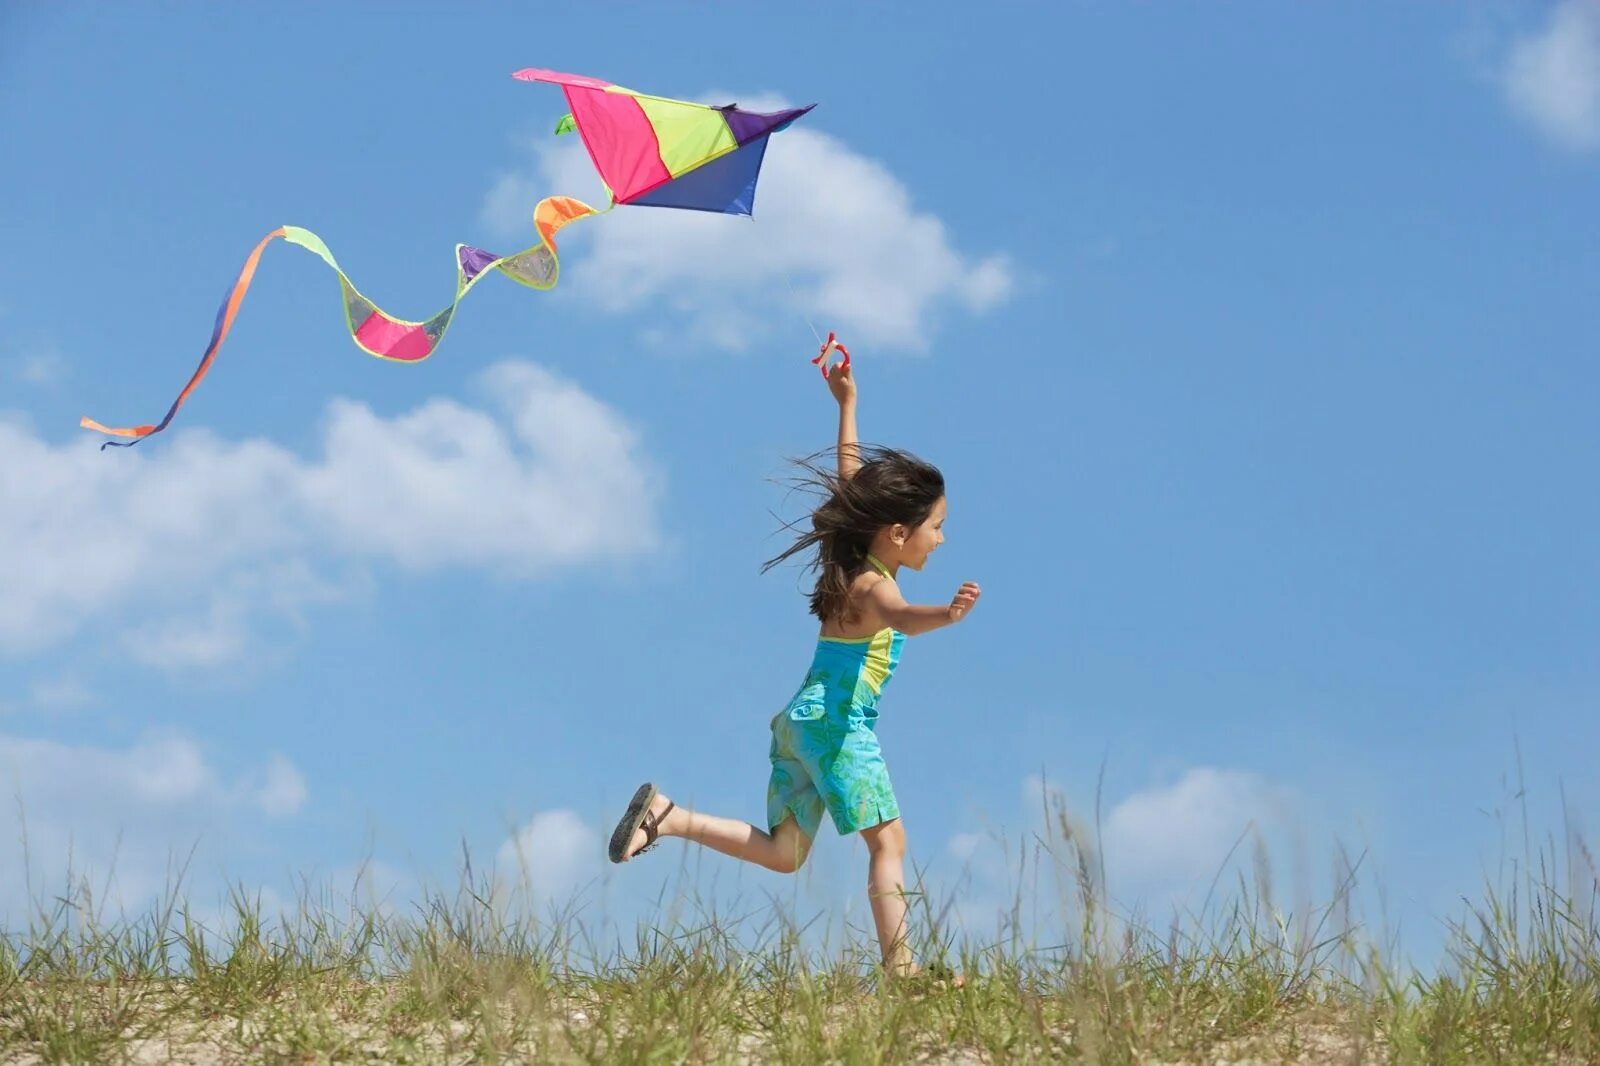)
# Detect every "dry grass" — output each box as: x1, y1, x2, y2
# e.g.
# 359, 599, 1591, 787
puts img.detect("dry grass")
2, 793, 1595, 1064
